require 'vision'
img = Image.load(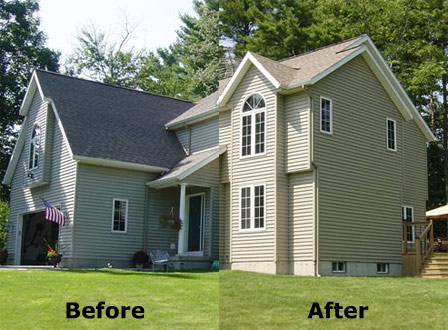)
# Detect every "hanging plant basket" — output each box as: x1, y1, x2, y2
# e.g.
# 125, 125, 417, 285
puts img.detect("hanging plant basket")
159, 207, 183, 230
